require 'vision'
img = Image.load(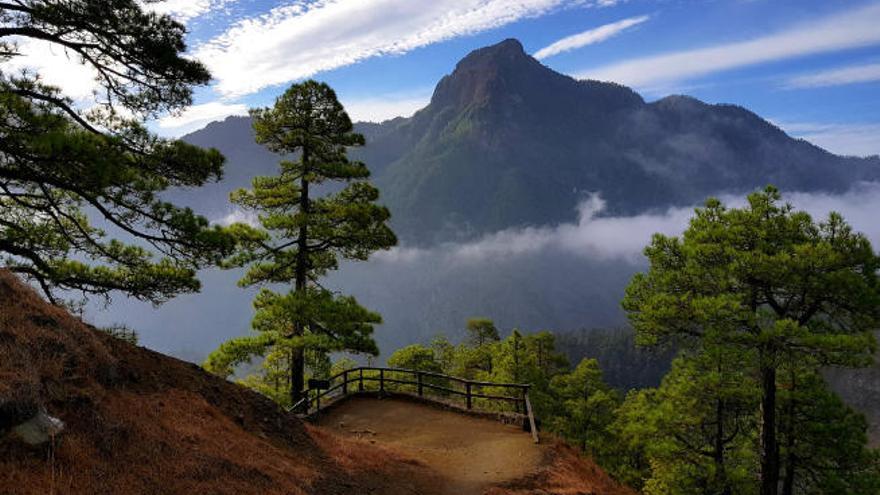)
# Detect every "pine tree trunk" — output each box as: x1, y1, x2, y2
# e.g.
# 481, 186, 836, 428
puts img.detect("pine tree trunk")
290, 146, 311, 406
781, 373, 797, 495
715, 397, 731, 495
760, 364, 779, 495
781, 453, 795, 495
